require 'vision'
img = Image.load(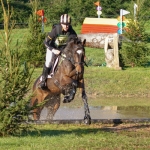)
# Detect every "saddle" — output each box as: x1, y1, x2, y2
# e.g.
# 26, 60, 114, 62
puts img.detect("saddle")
47, 53, 66, 78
